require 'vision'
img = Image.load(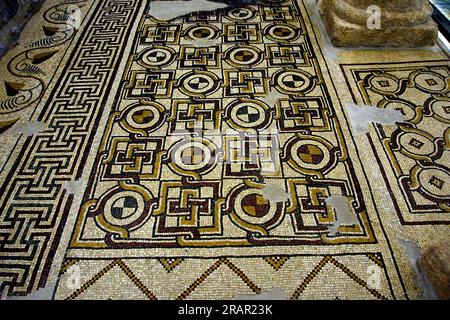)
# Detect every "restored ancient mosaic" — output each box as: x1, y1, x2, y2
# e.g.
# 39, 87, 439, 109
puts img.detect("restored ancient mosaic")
0, 0, 449, 300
